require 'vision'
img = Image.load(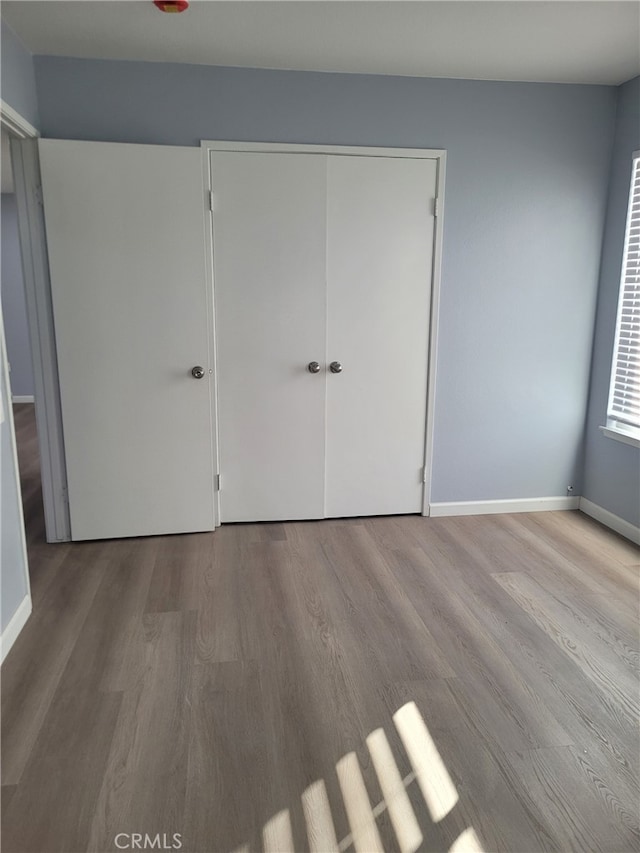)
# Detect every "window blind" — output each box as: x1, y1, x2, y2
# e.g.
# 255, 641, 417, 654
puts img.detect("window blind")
608, 155, 640, 430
